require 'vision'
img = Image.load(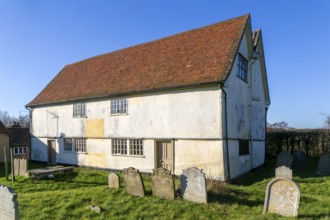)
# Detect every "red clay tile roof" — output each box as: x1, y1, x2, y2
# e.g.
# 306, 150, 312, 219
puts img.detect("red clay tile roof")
0, 120, 9, 134
8, 127, 30, 146
27, 14, 250, 107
